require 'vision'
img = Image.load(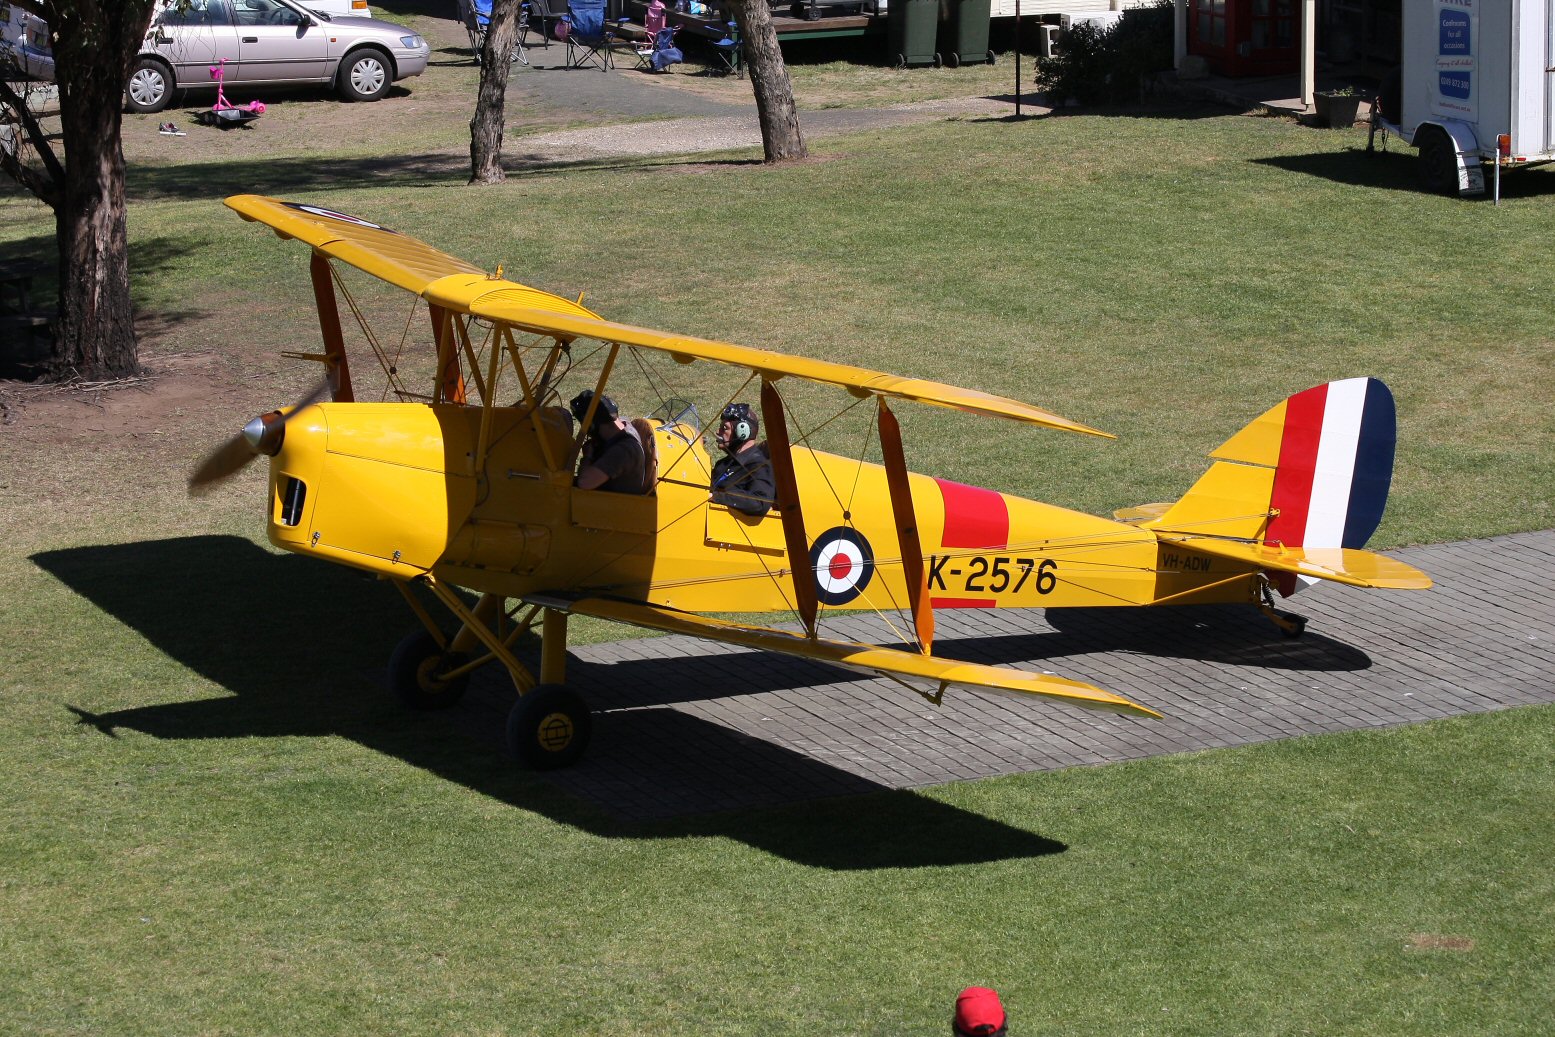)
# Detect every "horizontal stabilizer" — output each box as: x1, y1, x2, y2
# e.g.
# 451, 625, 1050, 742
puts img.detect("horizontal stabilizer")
528, 595, 1160, 718
1154, 536, 1432, 590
